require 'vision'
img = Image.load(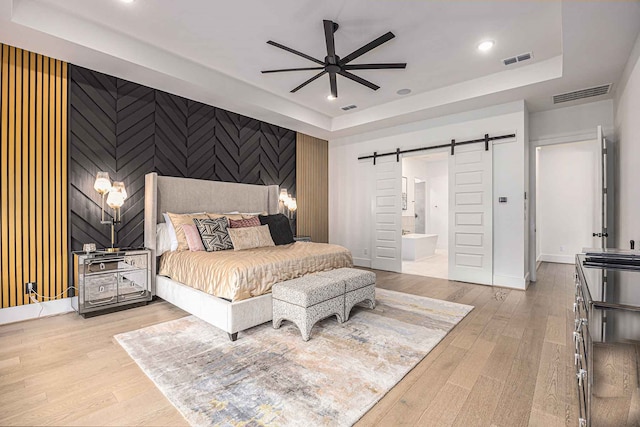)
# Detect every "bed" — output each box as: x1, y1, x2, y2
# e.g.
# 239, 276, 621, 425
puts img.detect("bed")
144, 172, 352, 340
